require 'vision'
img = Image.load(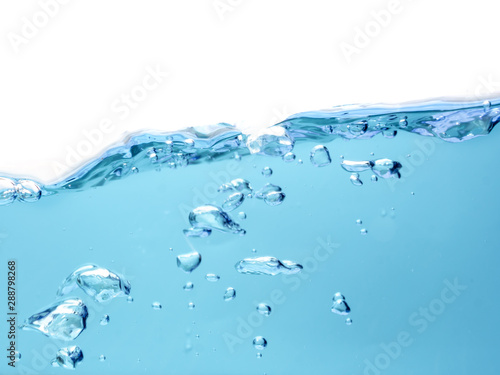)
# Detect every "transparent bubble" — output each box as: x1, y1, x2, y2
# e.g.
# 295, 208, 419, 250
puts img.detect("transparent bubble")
350, 174, 363, 186
483, 100, 491, 111
222, 192, 245, 212
331, 299, 351, 315
371, 159, 402, 179
16, 180, 42, 203
0, 177, 17, 205
347, 122, 368, 136
255, 183, 282, 199
333, 292, 345, 301
21, 299, 88, 341
205, 274, 220, 282
345, 318, 353, 325
310, 145, 332, 167
341, 160, 373, 172
382, 130, 397, 138
183, 282, 194, 291
100, 314, 109, 326
57, 264, 131, 303
371, 175, 378, 182
356, 219, 362, 225
218, 178, 253, 195
282, 152, 296, 162
51, 346, 83, 369
183, 228, 212, 238
256, 303, 271, 316
188, 302, 195, 310
264, 191, 286, 206
360, 228, 368, 235
189, 205, 244, 235
224, 287, 236, 301
177, 252, 202, 273
262, 167, 273, 177
127, 296, 134, 303
256, 353, 263, 358
152, 302, 162, 310
238, 211, 247, 220
99, 355, 106, 362
234, 152, 242, 161
246, 126, 294, 156
253, 336, 267, 350
235, 256, 302, 276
